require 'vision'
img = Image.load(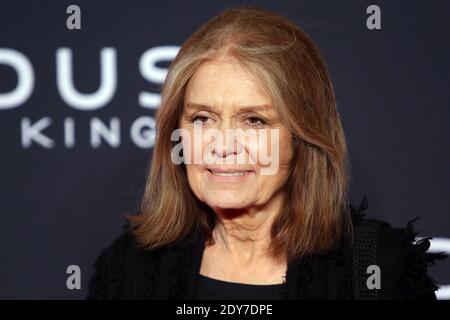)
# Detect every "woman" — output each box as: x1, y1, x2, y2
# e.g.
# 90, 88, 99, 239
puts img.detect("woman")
87, 5, 444, 300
